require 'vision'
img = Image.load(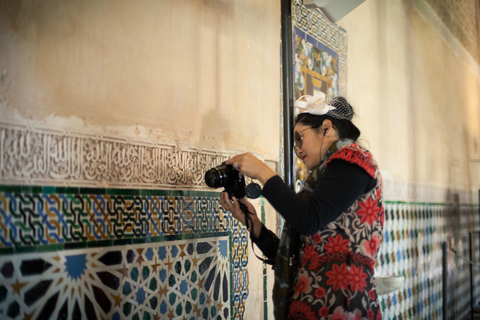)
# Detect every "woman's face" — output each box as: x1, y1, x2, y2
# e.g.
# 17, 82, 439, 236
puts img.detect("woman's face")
293, 123, 325, 171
